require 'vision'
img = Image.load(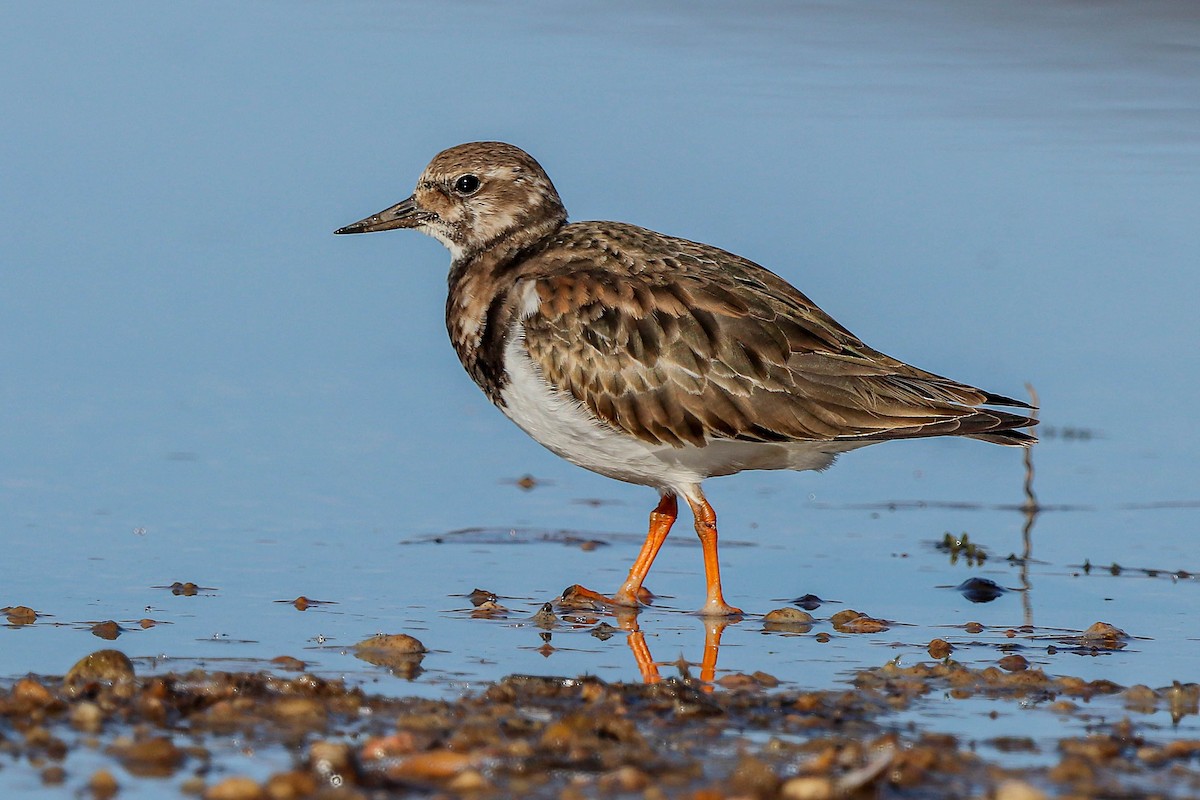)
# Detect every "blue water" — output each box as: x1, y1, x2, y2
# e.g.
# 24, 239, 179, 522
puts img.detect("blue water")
2, 2, 1198, 794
